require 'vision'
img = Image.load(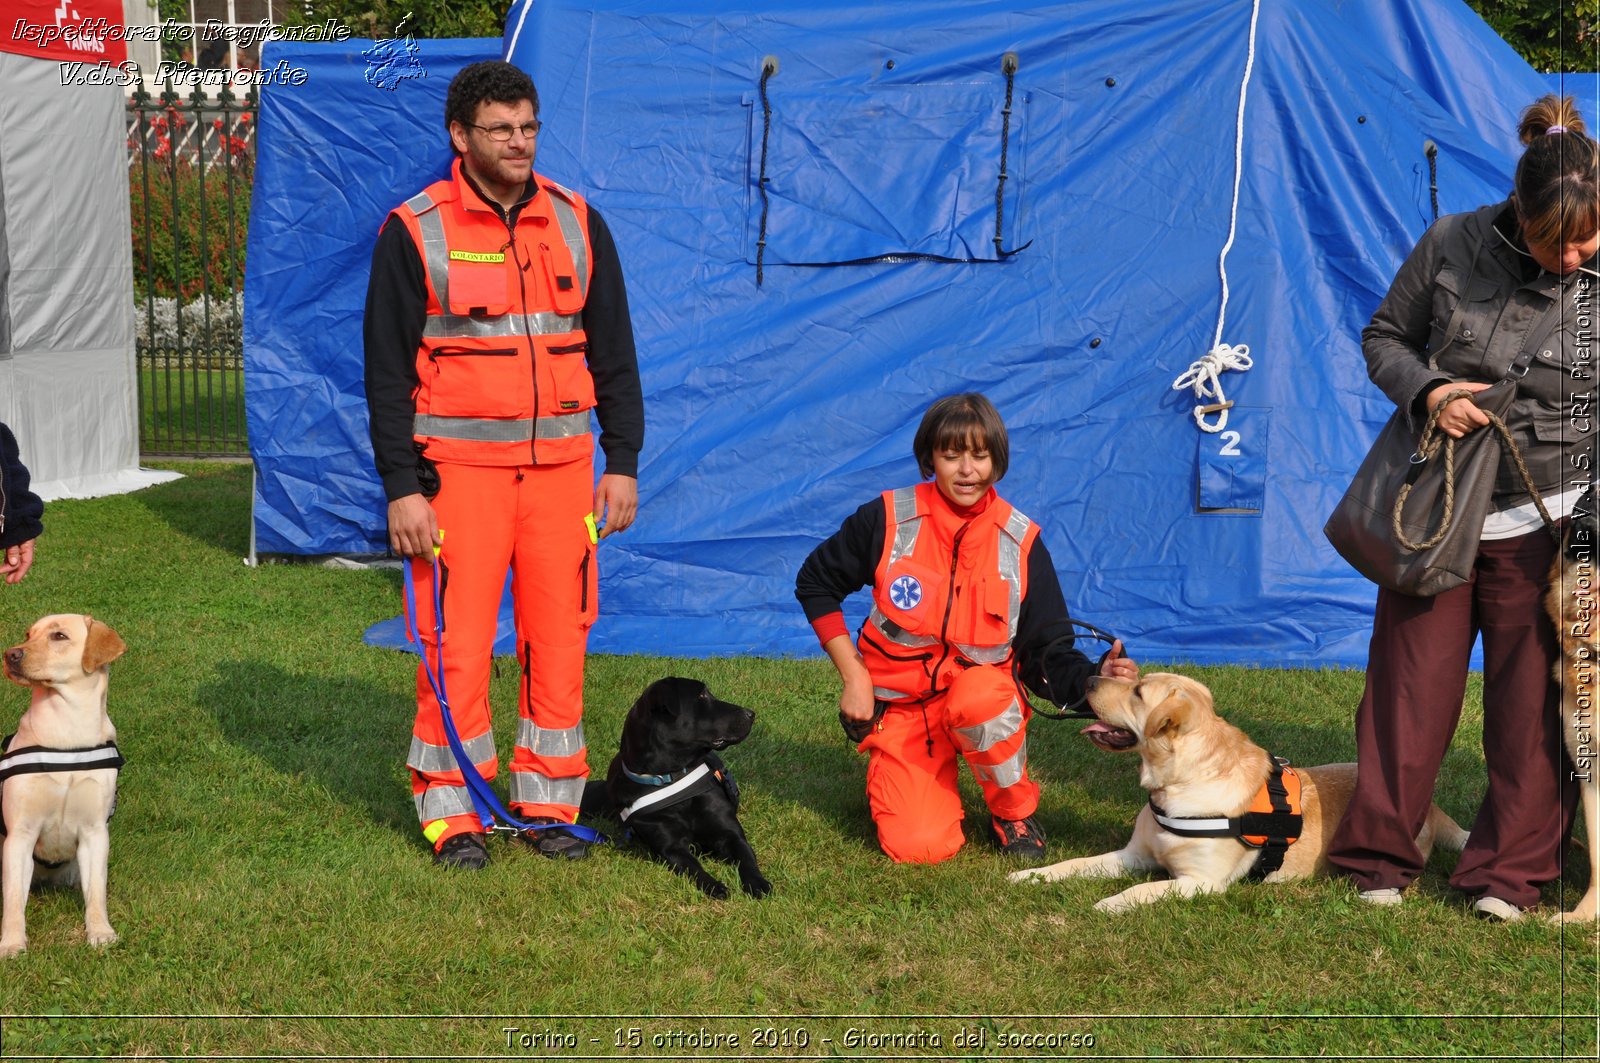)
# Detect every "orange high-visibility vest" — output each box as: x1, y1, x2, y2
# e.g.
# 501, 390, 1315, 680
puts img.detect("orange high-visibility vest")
393, 158, 596, 466
858, 482, 1038, 701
